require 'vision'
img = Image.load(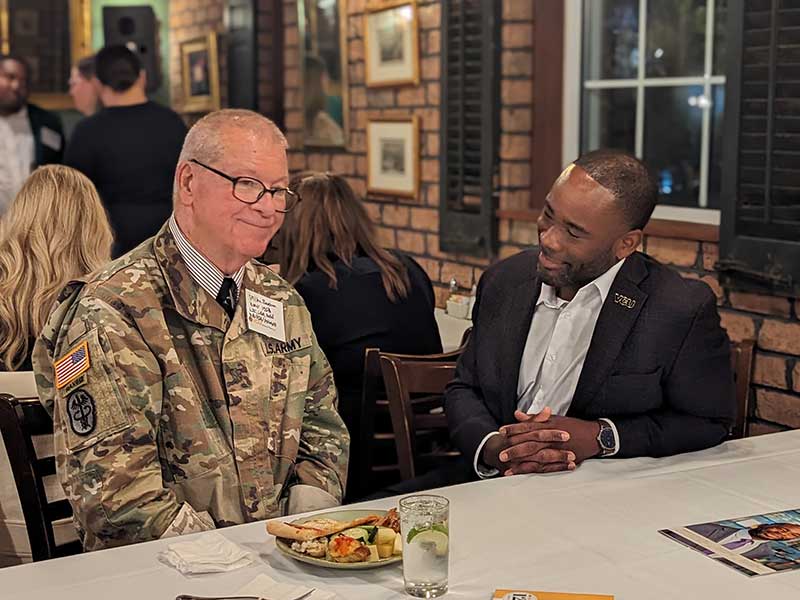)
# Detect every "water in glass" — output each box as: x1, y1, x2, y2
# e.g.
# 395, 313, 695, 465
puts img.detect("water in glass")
399, 495, 449, 598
